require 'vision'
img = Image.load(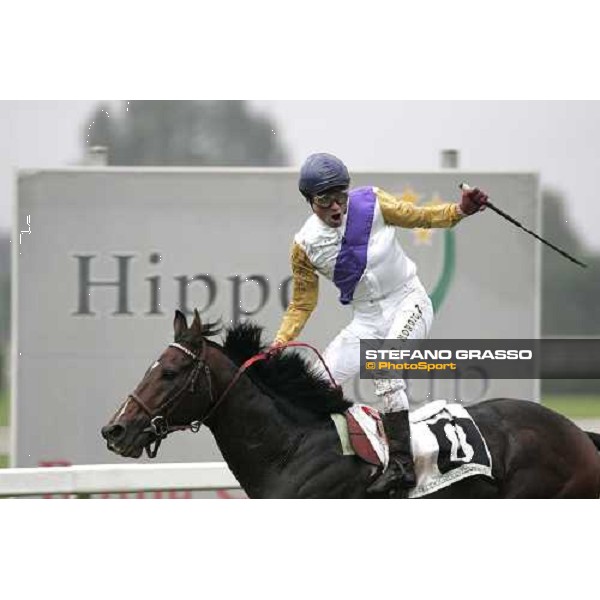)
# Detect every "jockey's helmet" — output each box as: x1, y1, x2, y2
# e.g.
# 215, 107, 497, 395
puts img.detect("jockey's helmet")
298, 153, 350, 200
